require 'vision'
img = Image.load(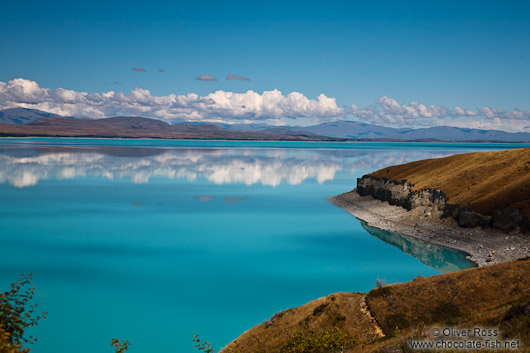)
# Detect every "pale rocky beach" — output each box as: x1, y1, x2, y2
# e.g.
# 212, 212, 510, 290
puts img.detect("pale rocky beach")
329, 190, 530, 267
